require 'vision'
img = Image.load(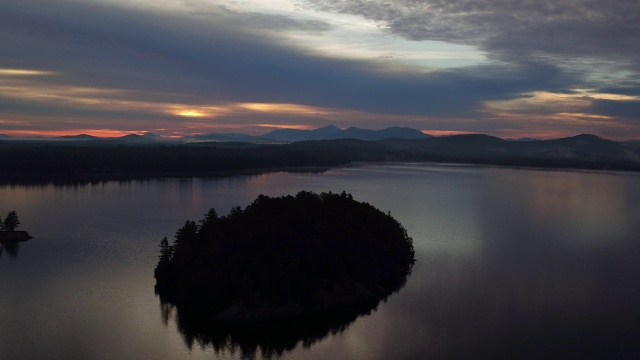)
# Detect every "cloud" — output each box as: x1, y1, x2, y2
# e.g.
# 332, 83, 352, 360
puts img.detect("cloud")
211, 6, 334, 33
298, 0, 640, 136
300, 0, 640, 112
589, 100, 640, 120
1, 0, 639, 138
1, 0, 554, 116
300, 0, 640, 67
